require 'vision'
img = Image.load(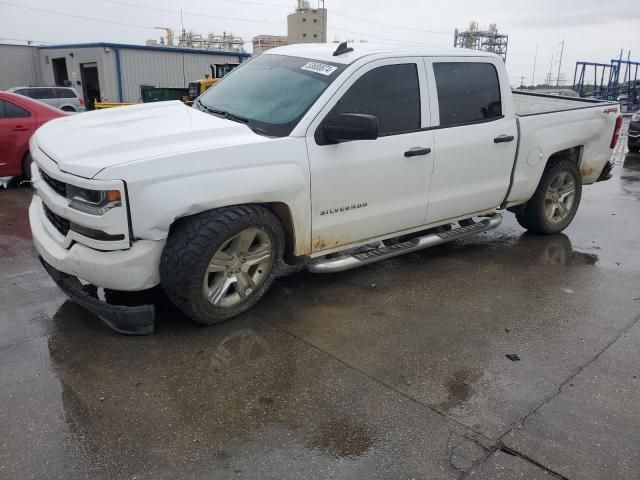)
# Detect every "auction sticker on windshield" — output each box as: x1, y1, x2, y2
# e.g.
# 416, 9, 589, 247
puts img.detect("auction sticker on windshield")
301, 62, 338, 76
